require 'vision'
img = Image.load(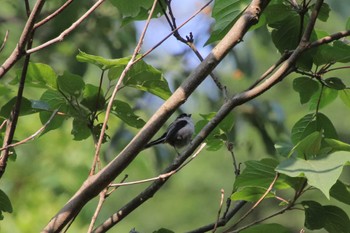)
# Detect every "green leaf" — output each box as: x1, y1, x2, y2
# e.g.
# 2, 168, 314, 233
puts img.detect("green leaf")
293, 77, 320, 104
117, 0, 167, 26
291, 113, 338, 145
276, 152, 350, 198
71, 118, 91, 140
76, 50, 130, 70
316, 3, 330, 22
269, 15, 300, 53
240, 223, 290, 233
346, 17, 350, 30
309, 87, 338, 110
339, 89, 350, 108
57, 71, 85, 97
325, 77, 346, 90
39, 90, 67, 133
206, 0, 250, 45
0, 189, 13, 218
152, 228, 175, 233
330, 180, 350, 205
0, 97, 34, 118
293, 131, 323, 158
324, 138, 350, 152
12, 62, 57, 89
115, 60, 172, 100
314, 40, 350, 65
81, 84, 106, 112
302, 201, 326, 230
231, 186, 275, 202
111, 100, 146, 129
264, 3, 294, 25
323, 205, 350, 233
194, 112, 234, 151
234, 158, 294, 190
275, 142, 294, 157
